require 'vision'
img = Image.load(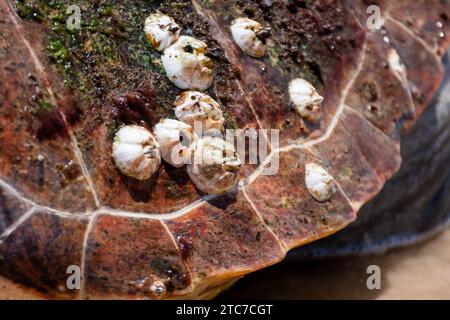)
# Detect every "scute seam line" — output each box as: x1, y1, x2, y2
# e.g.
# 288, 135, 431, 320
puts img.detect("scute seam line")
79, 213, 97, 299
0, 207, 36, 244
242, 188, 287, 251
